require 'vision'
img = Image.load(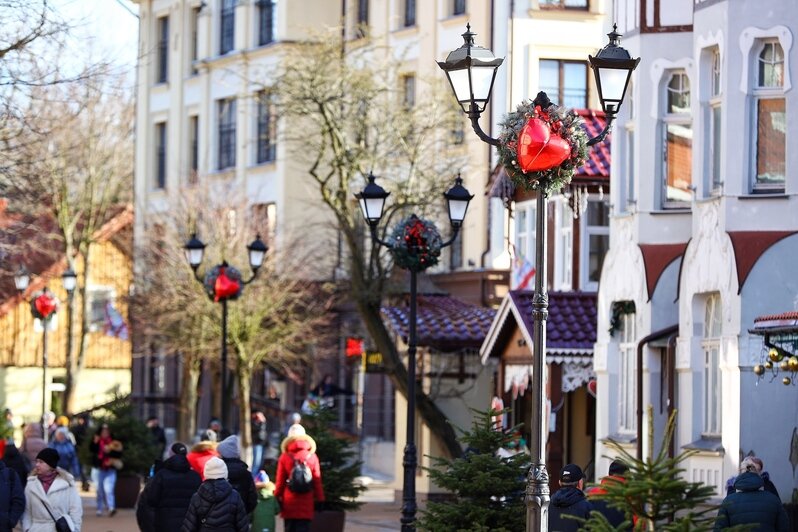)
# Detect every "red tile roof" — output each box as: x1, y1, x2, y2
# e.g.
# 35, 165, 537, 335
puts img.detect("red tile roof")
573, 109, 610, 181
